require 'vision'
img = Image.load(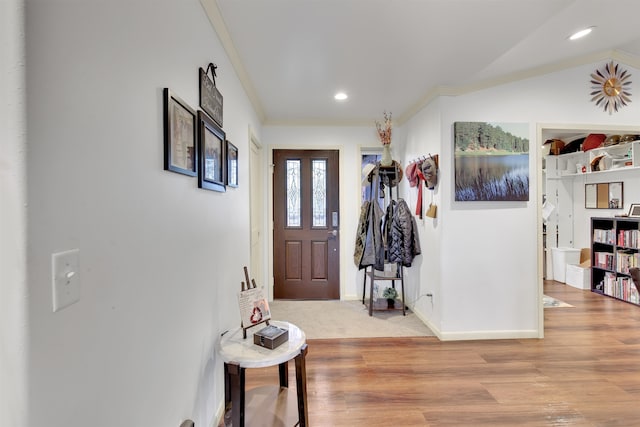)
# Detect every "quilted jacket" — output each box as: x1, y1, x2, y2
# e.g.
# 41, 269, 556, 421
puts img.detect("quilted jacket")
388, 199, 421, 267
